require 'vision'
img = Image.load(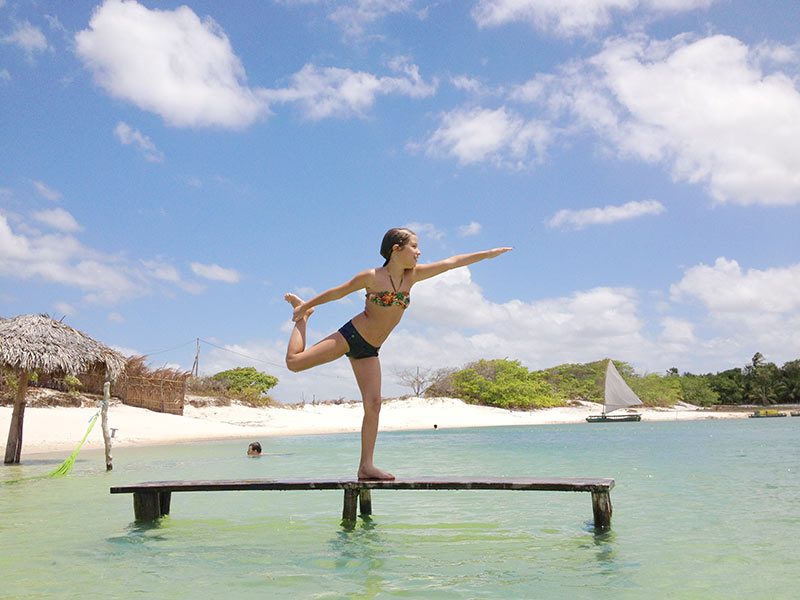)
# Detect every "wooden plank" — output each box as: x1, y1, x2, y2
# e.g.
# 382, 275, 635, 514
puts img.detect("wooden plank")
113, 476, 616, 529
111, 476, 614, 494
